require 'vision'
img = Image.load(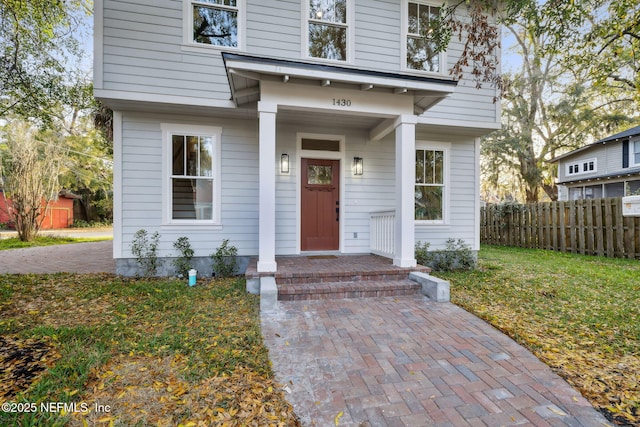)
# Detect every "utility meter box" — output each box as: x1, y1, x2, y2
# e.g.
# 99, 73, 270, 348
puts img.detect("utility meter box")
622, 195, 640, 217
